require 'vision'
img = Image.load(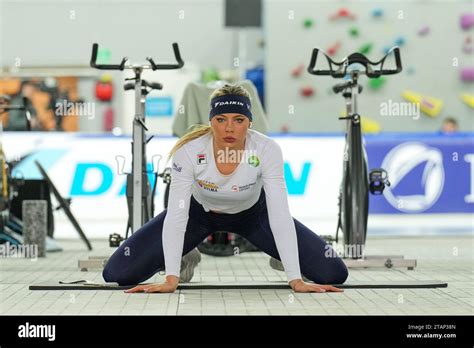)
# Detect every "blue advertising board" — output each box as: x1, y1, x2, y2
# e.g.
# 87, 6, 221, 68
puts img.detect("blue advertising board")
366, 134, 474, 214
